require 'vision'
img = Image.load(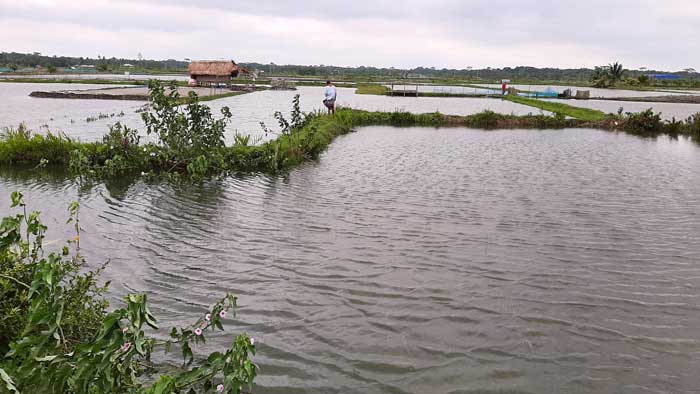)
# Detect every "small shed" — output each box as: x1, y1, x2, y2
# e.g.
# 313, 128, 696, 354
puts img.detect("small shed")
188, 60, 249, 87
